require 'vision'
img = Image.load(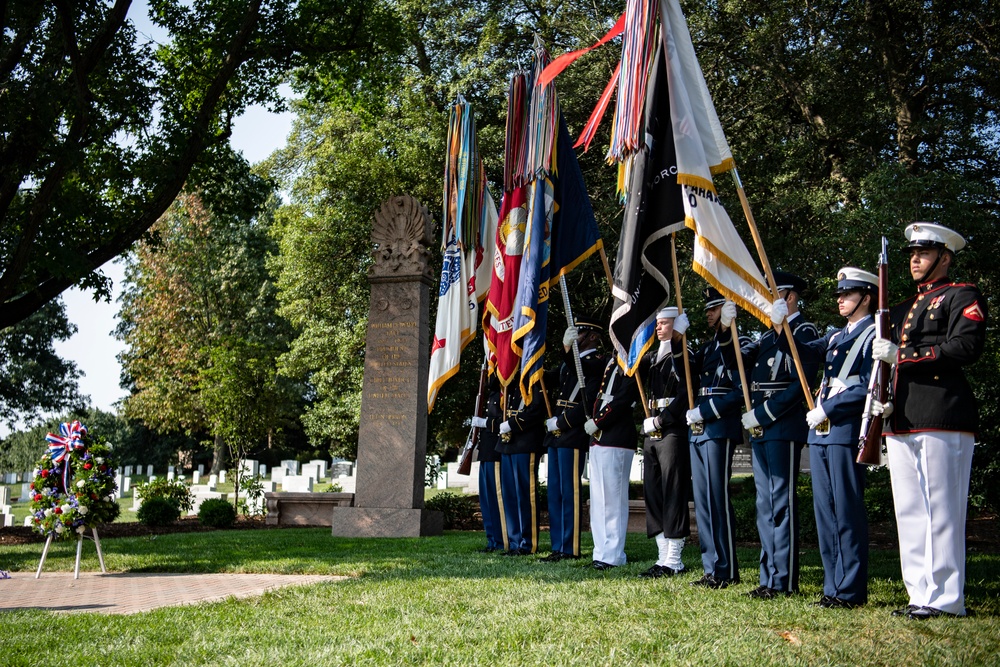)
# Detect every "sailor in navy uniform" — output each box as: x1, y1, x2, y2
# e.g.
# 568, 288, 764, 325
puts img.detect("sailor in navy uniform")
496, 380, 547, 555
470, 375, 507, 553
723, 271, 820, 598
585, 354, 640, 570
684, 288, 744, 589
637, 306, 692, 578
540, 319, 605, 562
871, 223, 988, 619
784, 268, 878, 608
